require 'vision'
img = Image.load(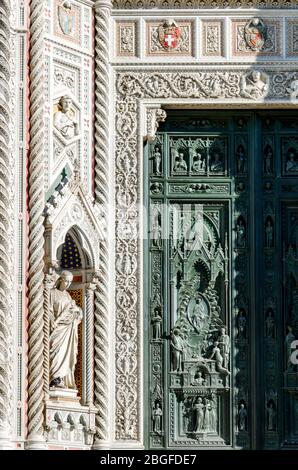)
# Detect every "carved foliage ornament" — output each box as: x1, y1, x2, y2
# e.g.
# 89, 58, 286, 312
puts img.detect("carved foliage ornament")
116, 71, 278, 101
